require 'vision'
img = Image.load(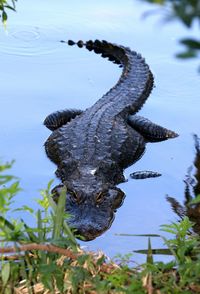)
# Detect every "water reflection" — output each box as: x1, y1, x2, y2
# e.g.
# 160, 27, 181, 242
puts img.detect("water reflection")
167, 135, 200, 234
